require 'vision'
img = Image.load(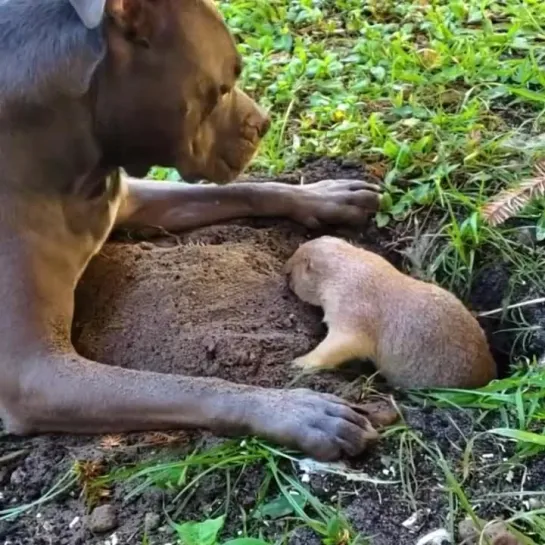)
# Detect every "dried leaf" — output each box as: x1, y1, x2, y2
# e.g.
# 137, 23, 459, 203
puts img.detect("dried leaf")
481, 161, 545, 226
141, 431, 182, 446
74, 459, 110, 507
99, 434, 125, 450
